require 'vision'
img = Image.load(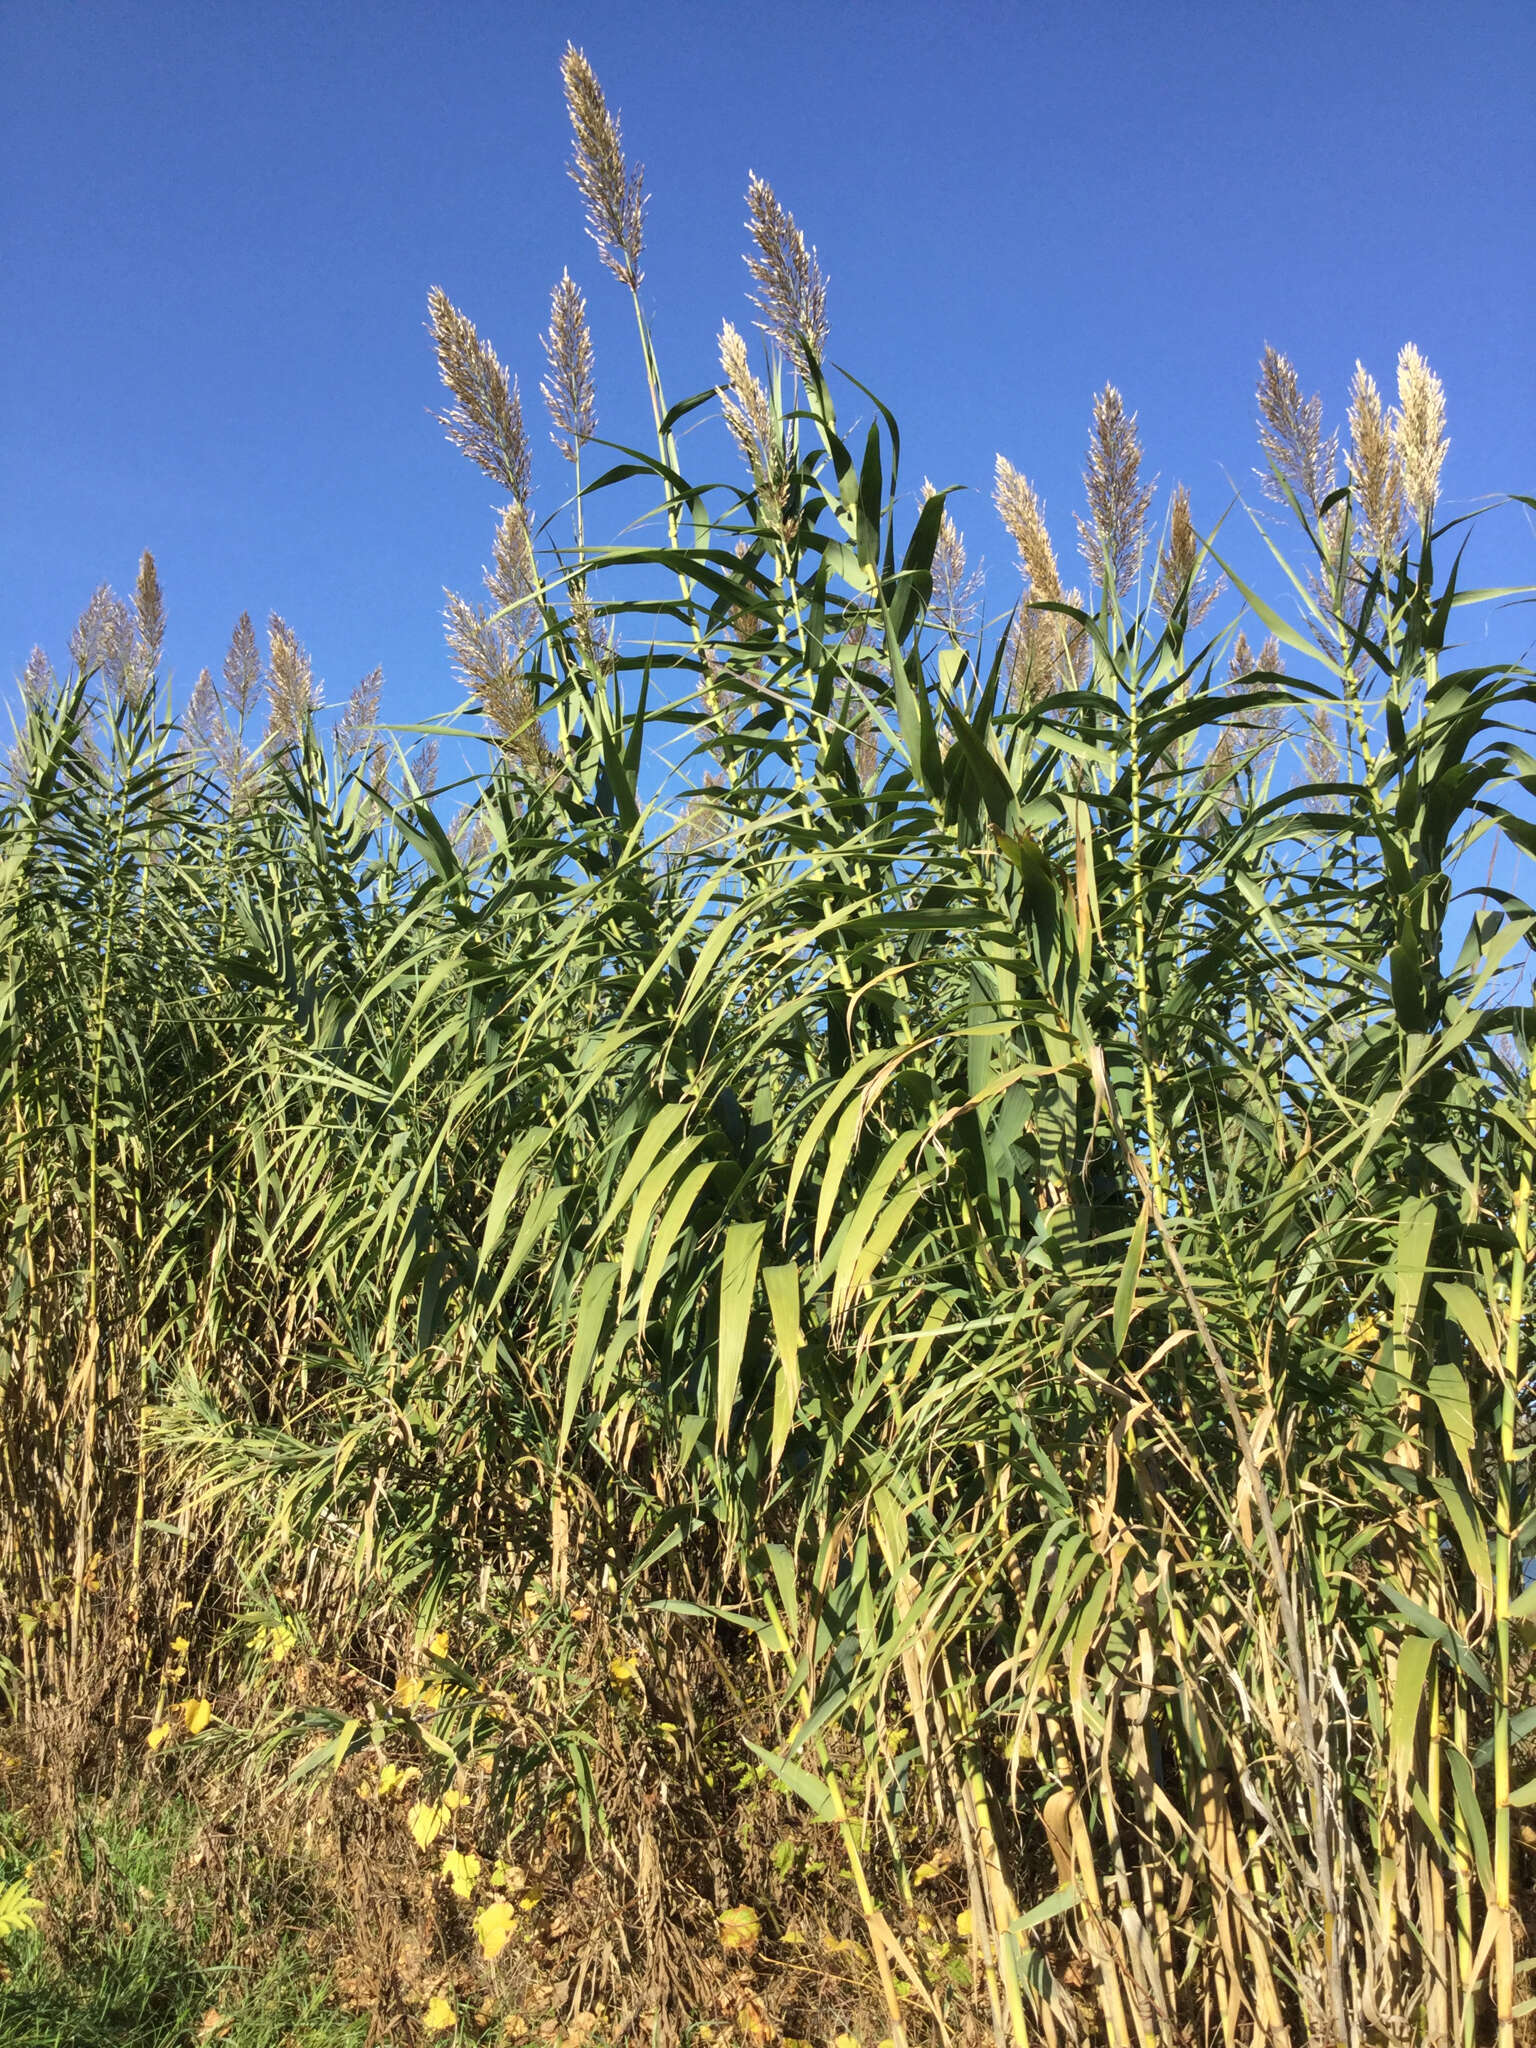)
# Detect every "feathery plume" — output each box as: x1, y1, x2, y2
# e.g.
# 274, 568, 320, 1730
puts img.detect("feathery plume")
428, 287, 532, 504
718, 322, 776, 474
223, 612, 263, 723
70, 586, 134, 691
133, 550, 166, 671
336, 667, 383, 762
994, 458, 1085, 702
21, 647, 56, 705
408, 739, 439, 795
1305, 710, 1340, 787
185, 667, 221, 750
541, 270, 598, 459
1078, 385, 1154, 597
264, 614, 321, 750
1154, 483, 1220, 627
1256, 346, 1336, 516
994, 458, 1063, 604
921, 481, 981, 638
1345, 363, 1404, 561
1393, 343, 1448, 532
743, 174, 829, 382
444, 591, 550, 771
561, 45, 646, 288
1206, 632, 1285, 787
488, 502, 538, 626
